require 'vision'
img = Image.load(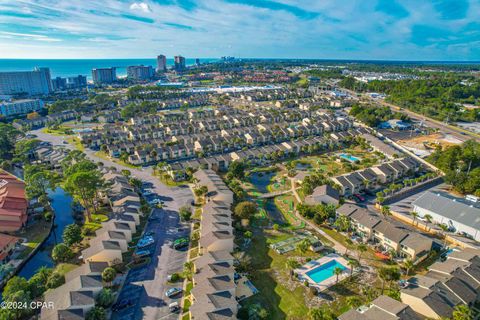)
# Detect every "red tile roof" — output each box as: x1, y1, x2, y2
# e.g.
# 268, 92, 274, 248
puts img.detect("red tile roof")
0, 171, 27, 231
